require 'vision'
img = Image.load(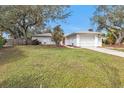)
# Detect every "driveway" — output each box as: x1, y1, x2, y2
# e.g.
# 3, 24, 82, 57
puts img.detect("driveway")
85, 47, 124, 58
